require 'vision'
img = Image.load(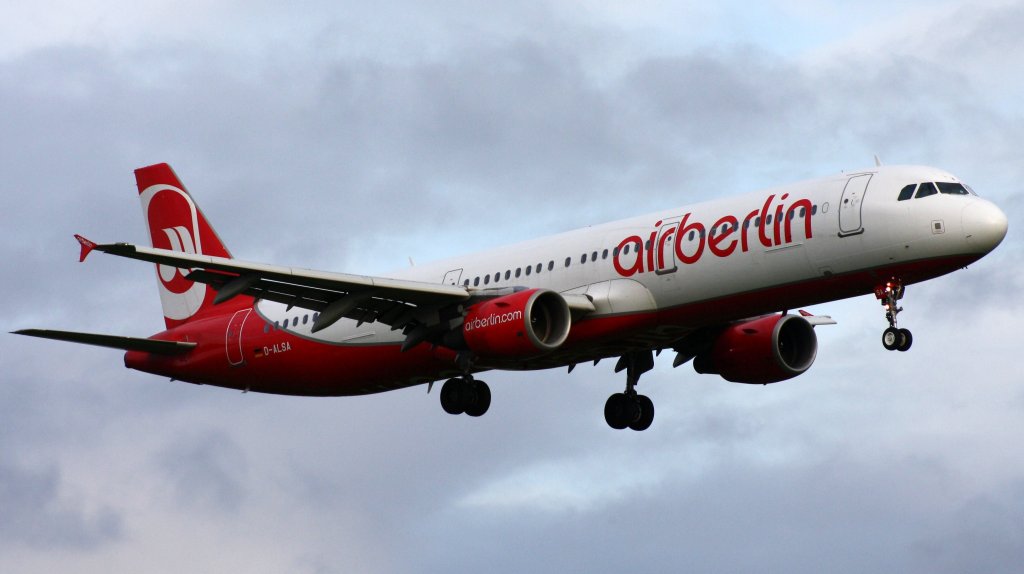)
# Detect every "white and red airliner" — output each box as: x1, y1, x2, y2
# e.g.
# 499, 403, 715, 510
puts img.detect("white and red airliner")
16, 162, 1007, 430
